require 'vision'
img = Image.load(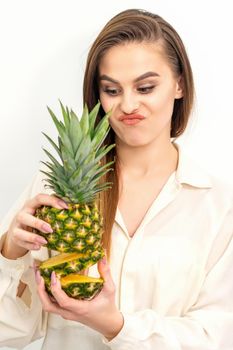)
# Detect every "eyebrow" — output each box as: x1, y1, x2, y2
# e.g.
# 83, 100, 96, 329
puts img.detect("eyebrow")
99, 71, 160, 84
